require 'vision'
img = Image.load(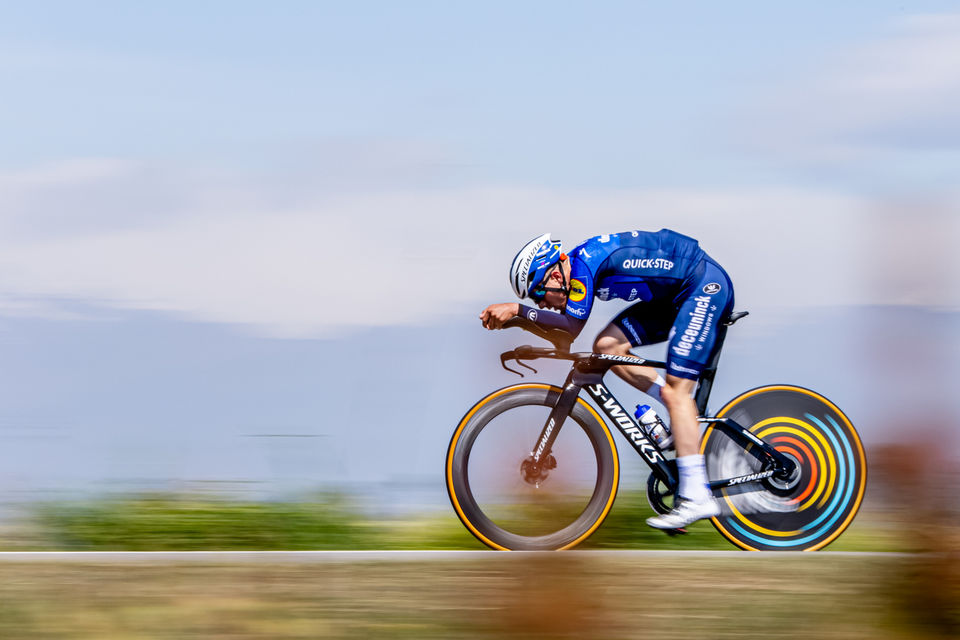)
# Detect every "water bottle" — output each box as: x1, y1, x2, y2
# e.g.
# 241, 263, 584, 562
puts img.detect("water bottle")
634, 404, 674, 451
